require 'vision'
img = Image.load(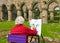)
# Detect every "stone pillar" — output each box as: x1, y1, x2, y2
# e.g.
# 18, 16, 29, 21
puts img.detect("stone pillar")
0, 6, 3, 20
39, 0, 48, 24
17, 7, 21, 16
28, 9, 33, 20
23, 6, 27, 20
41, 9, 48, 24
24, 11, 27, 20
16, 4, 21, 16
38, 3, 42, 19
17, 10, 21, 16
27, 4, 33, 20
7, 4, 12, 21
50, 11, 54, 22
